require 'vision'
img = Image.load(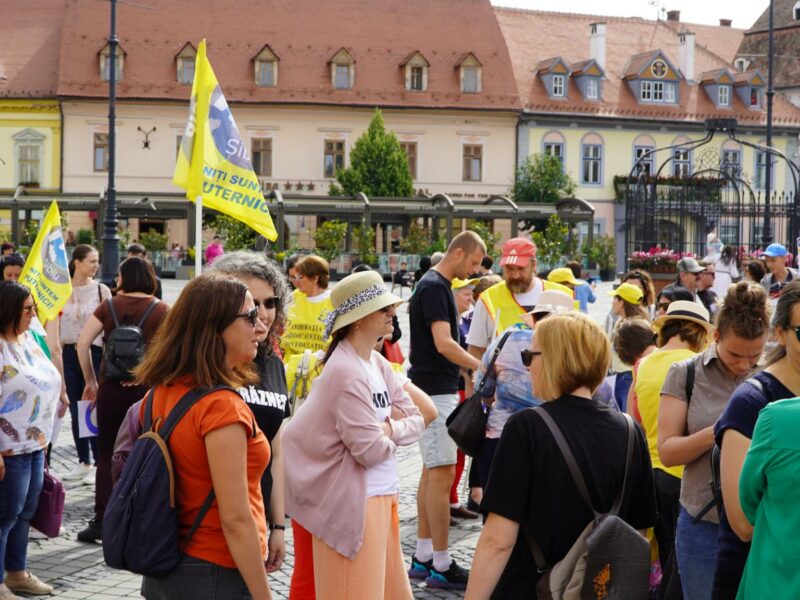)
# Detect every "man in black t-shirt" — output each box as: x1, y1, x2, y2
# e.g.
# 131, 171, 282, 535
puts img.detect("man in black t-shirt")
408, 231, 485, 590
